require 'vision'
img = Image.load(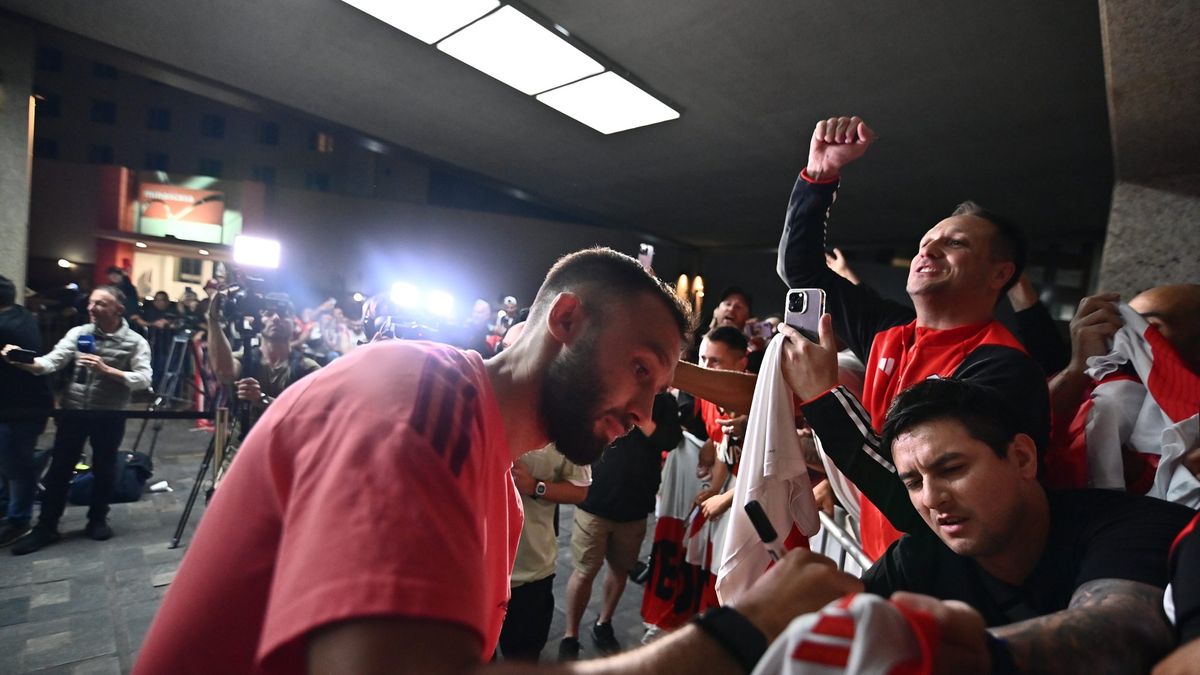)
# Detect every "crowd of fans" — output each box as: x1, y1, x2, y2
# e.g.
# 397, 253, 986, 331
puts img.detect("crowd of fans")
1, 115, 1197, 675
